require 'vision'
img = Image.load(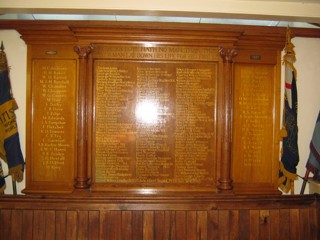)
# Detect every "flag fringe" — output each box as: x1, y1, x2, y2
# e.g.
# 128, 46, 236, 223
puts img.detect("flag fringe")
278, 161, 298, 193
9, 164, 23, 182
